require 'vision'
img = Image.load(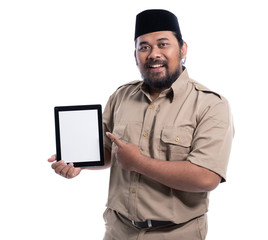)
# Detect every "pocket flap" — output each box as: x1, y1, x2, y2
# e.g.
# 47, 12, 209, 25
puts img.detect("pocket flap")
112, 125, 125, 139
161, 127, 192, 147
